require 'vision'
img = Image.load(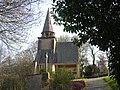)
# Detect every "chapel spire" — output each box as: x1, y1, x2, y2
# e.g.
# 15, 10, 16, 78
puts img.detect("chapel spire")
41, 8, 55, 37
